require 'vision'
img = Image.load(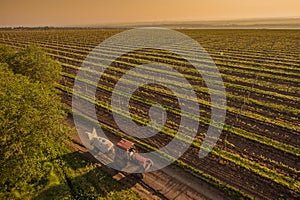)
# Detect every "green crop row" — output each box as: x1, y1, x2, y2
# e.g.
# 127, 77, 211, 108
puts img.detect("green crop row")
3, 38, 299, 102
59, 68, 300, 157
3, 37, 300, 85
56, 83, 300, 193
3, 41, 296, 150
59, 60, 300, 134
